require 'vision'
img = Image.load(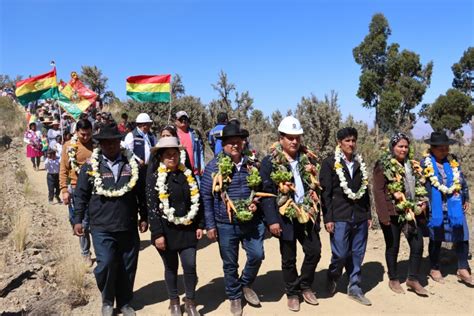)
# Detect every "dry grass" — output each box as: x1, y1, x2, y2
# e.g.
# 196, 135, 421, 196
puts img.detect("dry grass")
0, 96, 26, 137
11, 211, 29, 252
61, 244, 90, 306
